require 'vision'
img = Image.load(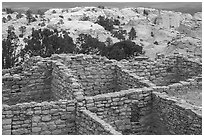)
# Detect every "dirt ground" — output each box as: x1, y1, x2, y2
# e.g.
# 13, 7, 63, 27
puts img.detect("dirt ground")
174, 88, 202, 106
